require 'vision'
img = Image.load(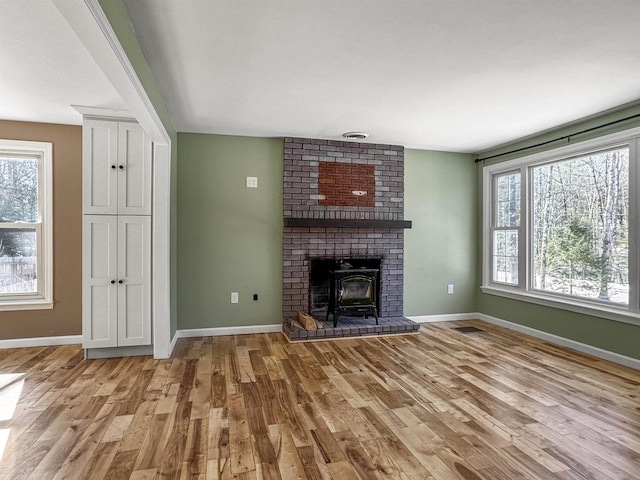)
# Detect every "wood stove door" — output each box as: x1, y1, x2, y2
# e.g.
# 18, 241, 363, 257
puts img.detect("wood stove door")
327, 271, 379, 327
338, 276, 375, 306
